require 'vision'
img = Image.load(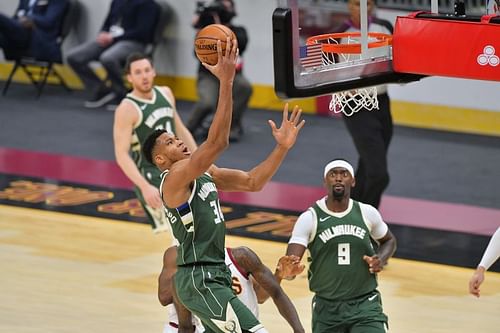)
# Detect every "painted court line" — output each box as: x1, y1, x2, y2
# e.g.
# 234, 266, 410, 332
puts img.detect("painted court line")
1, 147, 498, 236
